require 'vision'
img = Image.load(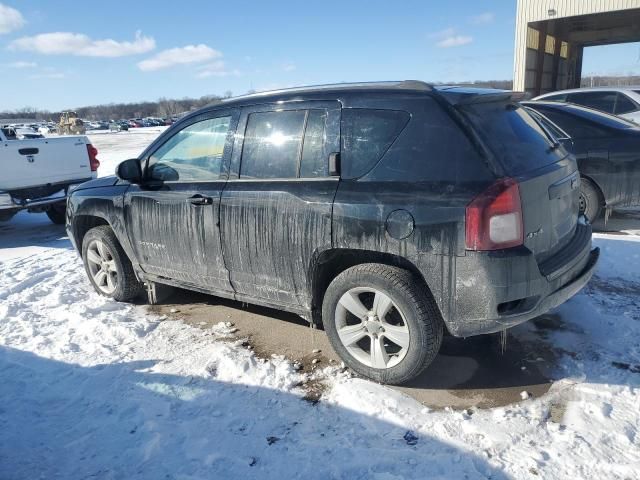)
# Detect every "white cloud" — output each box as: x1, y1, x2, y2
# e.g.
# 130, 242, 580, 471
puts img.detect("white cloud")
430, 27, 473, 48
436, 35, 473, 48
196, 60, 240, 78
0, 3, 25, 34
282, 62, 296, 72
470, 12, 495, 25
138, 44, 221, 71
7, 61, 37, 68
9, 31, 155, 57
